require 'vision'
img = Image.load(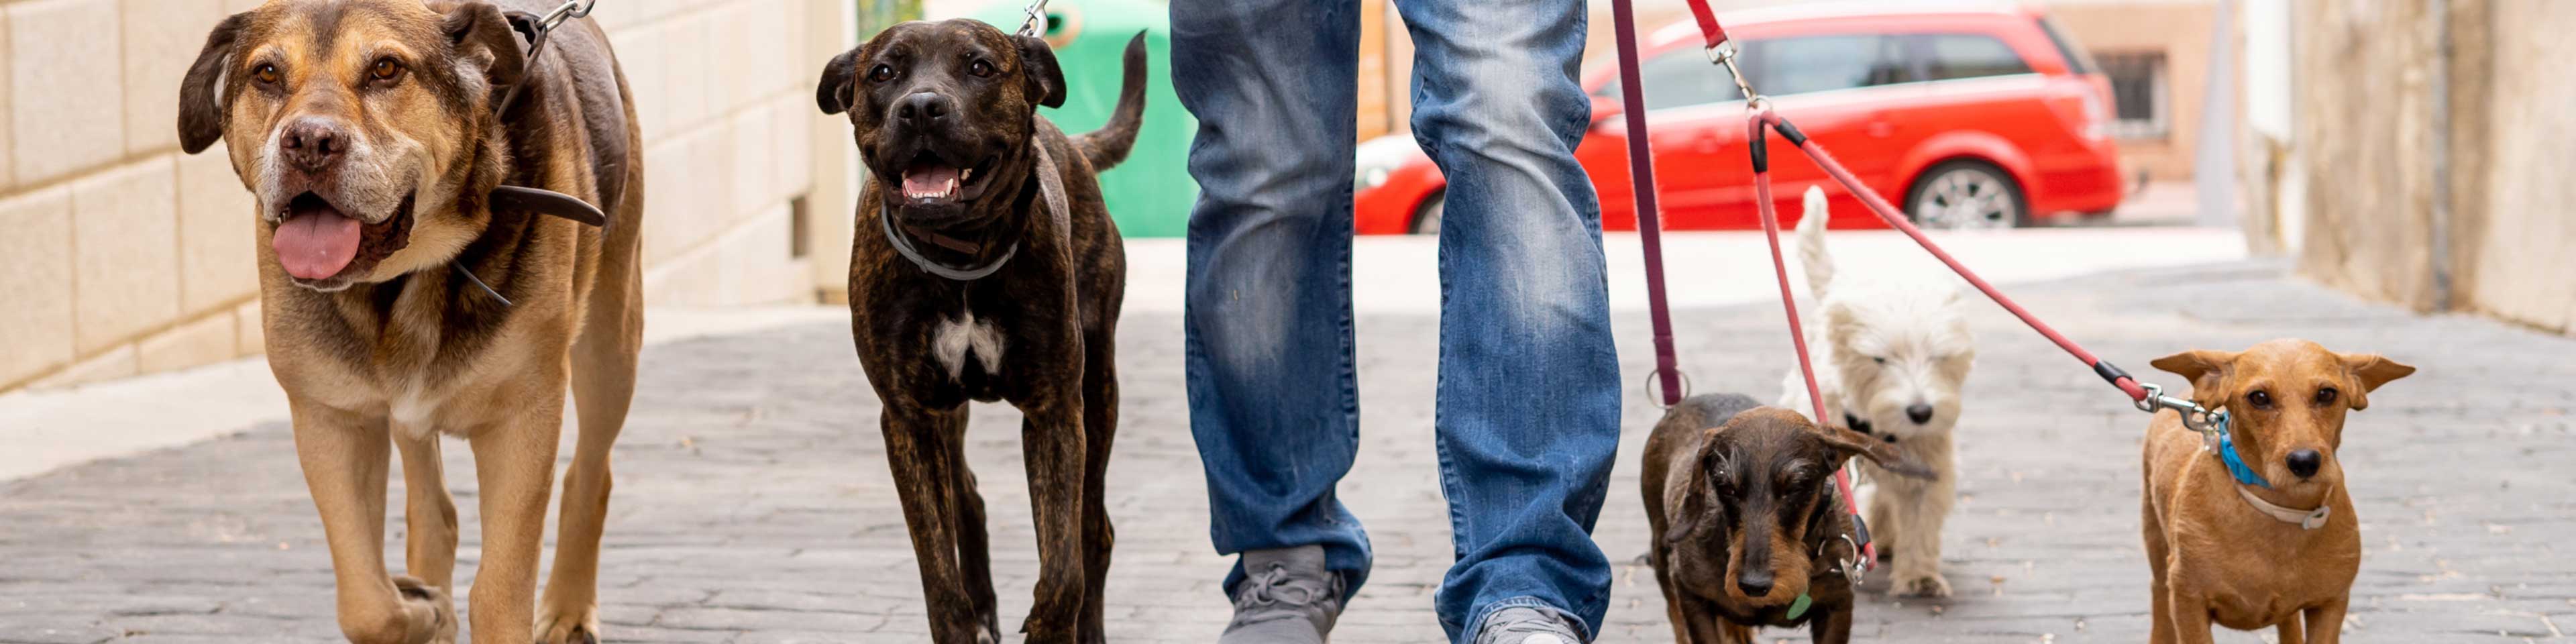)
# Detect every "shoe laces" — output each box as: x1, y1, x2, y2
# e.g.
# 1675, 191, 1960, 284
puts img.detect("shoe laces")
1235, 563, 1328, 609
